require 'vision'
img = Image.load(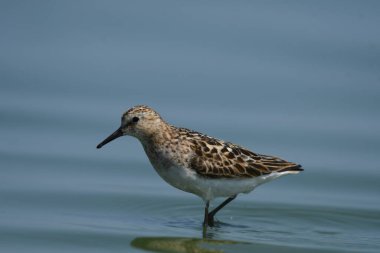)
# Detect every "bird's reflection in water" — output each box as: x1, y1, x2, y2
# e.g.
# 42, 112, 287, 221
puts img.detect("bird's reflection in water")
131, 236, 242, 253
202, 219, 250, 239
